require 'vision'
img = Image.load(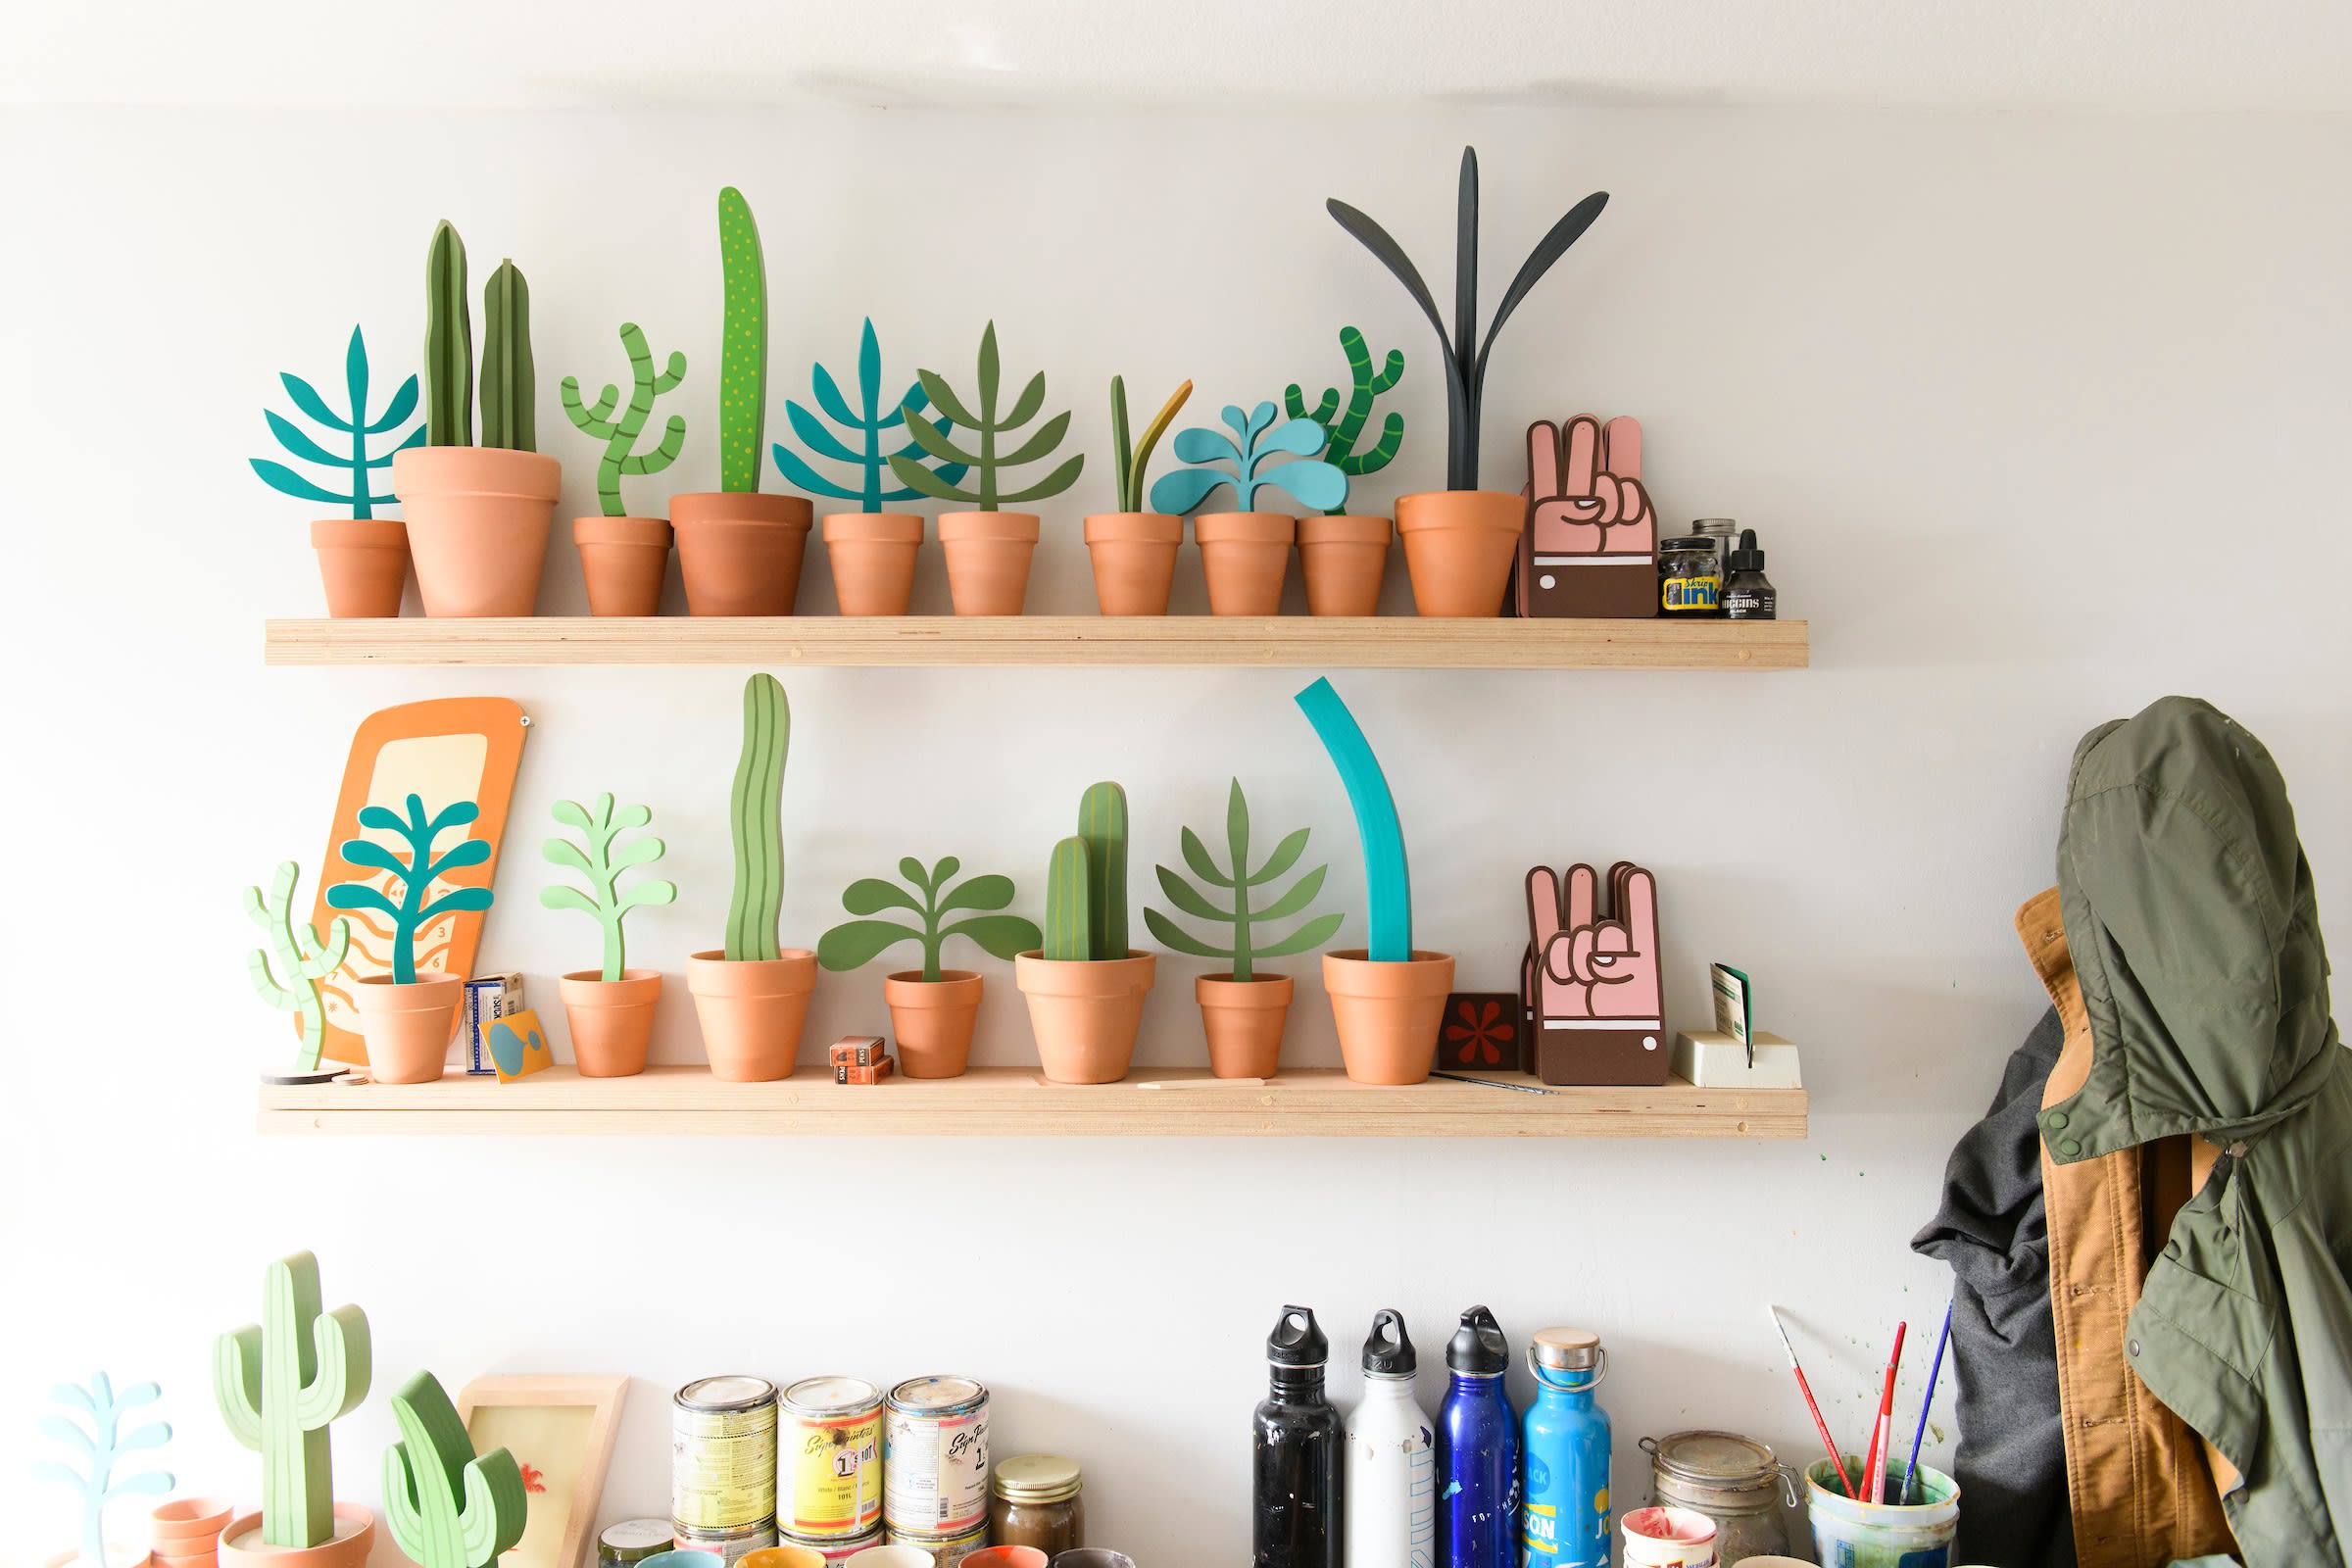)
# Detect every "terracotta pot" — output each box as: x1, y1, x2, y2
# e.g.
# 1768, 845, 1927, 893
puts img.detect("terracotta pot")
215, 1506, 373, 1568
1298, 514, 1394, 616
938, 512, 1039, 615
1198, 973, 1295, 1078
671, 493, 812, 615
1396, 490, 1528, 616
1194, 512, 1297, 615
883, 970, 983, 1078
823, 513, 923, 615
687, 950, 817, 1081
559, 969, 662, 1077
1322, 949, 1456, 1085
309, 518, 409, 617
573, 515, 672, 616
152, 1500, 235, 1549
392, 448, 561, 617
351, 974, 462, 1085
1082, 513, 1182, 614
1014, 951, 1156, 1083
